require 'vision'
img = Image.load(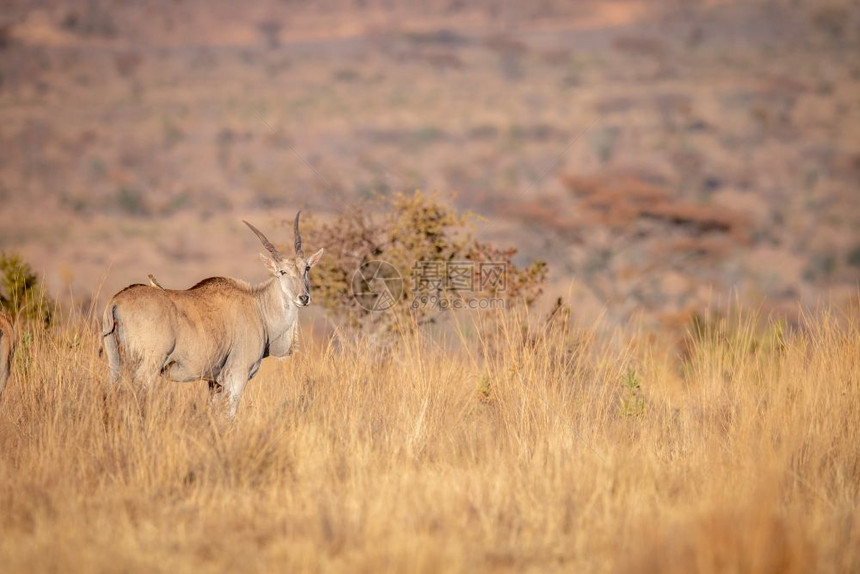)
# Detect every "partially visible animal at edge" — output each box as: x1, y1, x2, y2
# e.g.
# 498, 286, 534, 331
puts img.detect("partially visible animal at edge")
101, 212, 324, 416
0, 310, 15, 398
